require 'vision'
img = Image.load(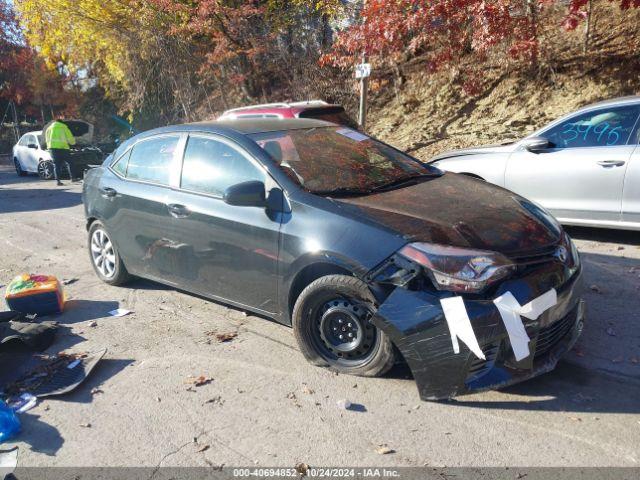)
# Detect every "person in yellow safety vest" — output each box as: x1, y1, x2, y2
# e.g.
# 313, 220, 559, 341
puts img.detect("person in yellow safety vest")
44, 118, 75, 186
